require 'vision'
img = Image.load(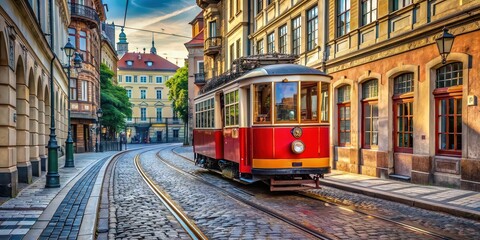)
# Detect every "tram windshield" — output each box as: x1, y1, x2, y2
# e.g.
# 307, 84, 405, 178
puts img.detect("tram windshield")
275, 82, 298, 122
